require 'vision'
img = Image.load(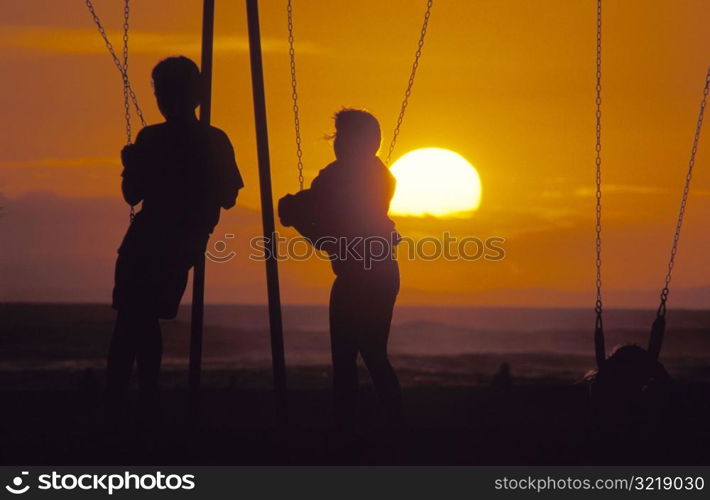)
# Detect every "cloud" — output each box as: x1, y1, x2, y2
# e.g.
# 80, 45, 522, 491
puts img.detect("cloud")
0, 157, 120, 169
0, 192, 270, 303
2, 190, 710, 307
574, 184, 667, 197
0, 158, 123, 199
0, 26, 321, 57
